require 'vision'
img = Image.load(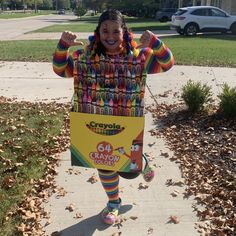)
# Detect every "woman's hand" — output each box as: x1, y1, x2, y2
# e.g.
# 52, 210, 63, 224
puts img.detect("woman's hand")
60, 31, 84, 47
138, 30, 156, 48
